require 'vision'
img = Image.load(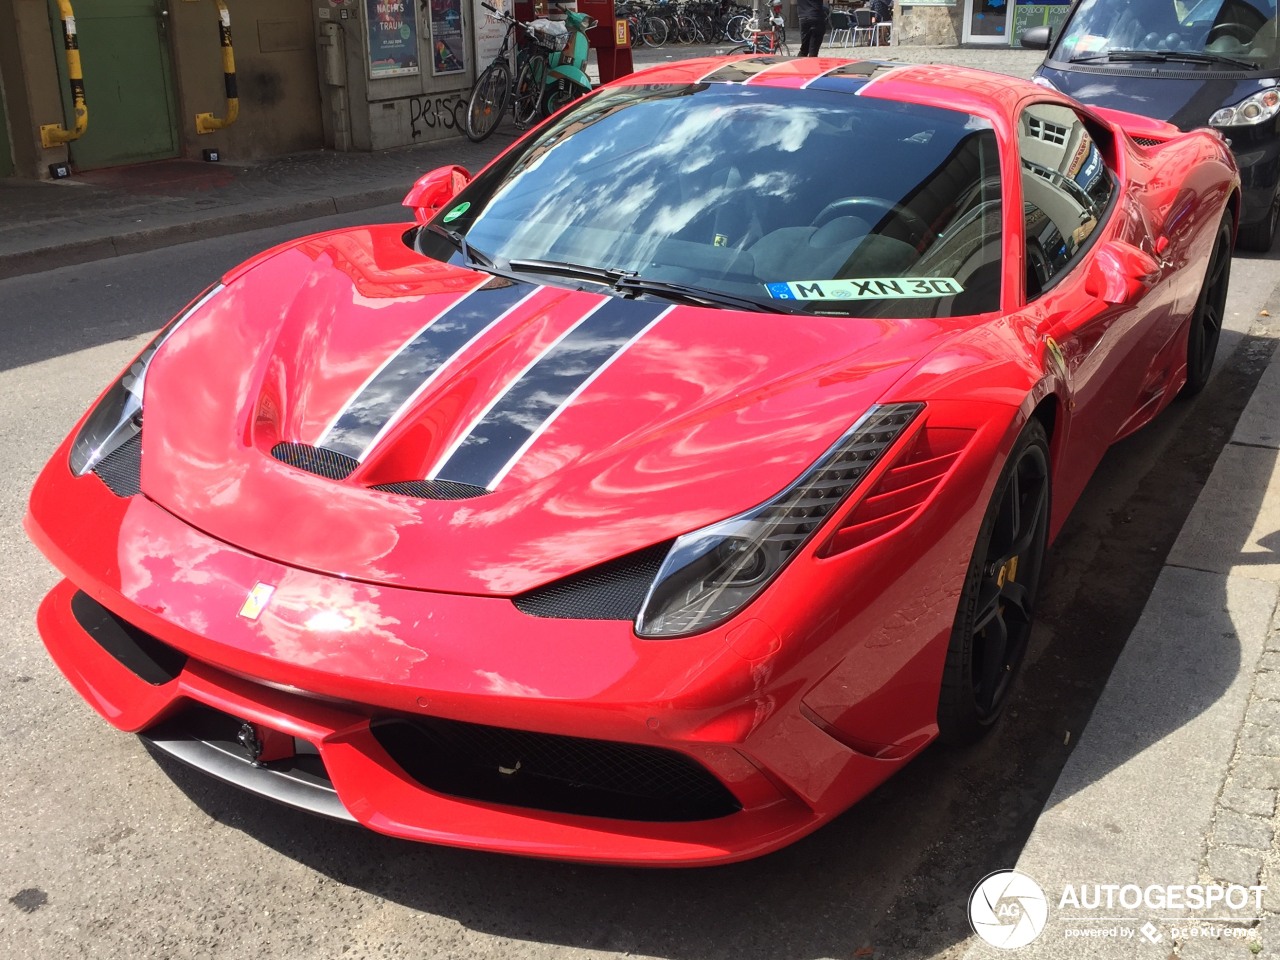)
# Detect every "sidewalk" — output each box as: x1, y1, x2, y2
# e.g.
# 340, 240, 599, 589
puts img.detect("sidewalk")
0, 43, 1040, 281
963, 284, 1280, 958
